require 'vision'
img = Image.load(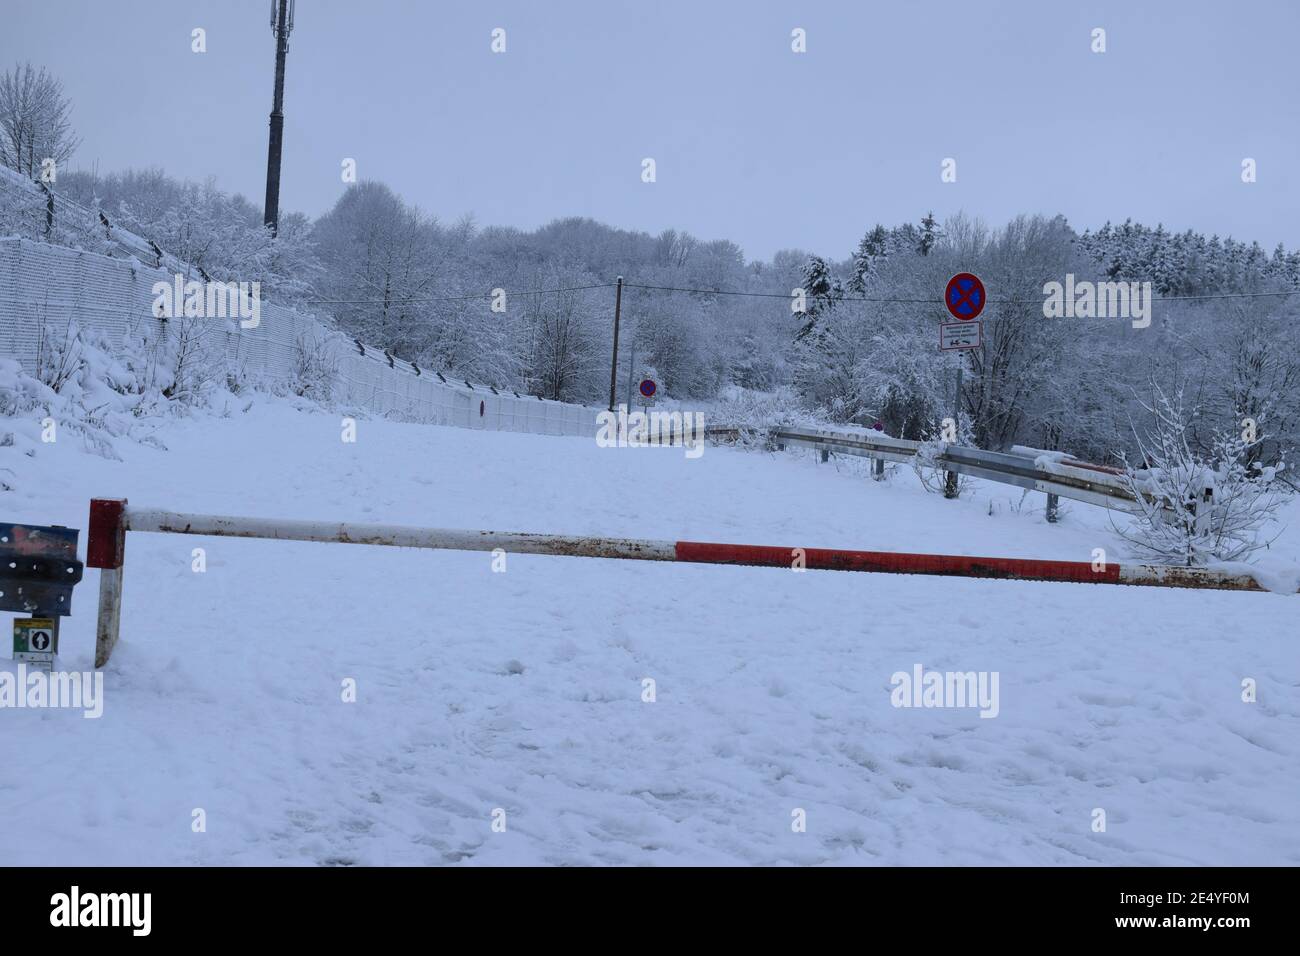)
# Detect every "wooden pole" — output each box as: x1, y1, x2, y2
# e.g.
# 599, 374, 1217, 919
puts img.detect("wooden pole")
607, 276, 623, 411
